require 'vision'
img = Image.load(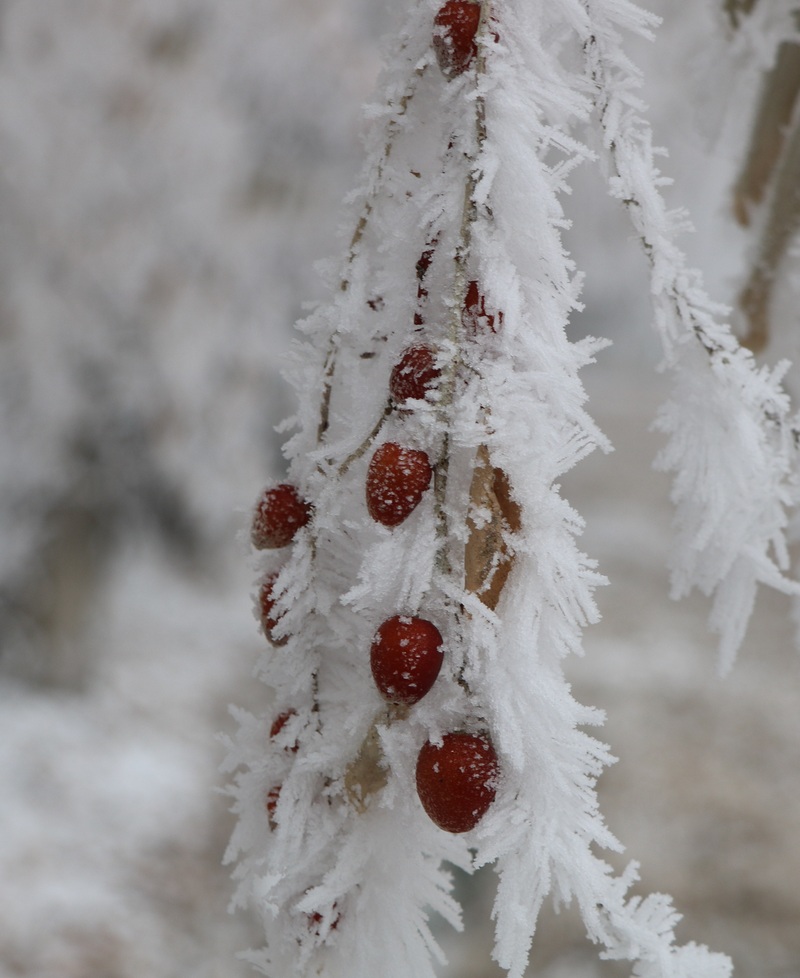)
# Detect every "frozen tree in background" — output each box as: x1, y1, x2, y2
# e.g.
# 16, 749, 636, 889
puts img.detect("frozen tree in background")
722, 0, 800, 352
0, 1, 378, 690
225, 1, 800, 976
